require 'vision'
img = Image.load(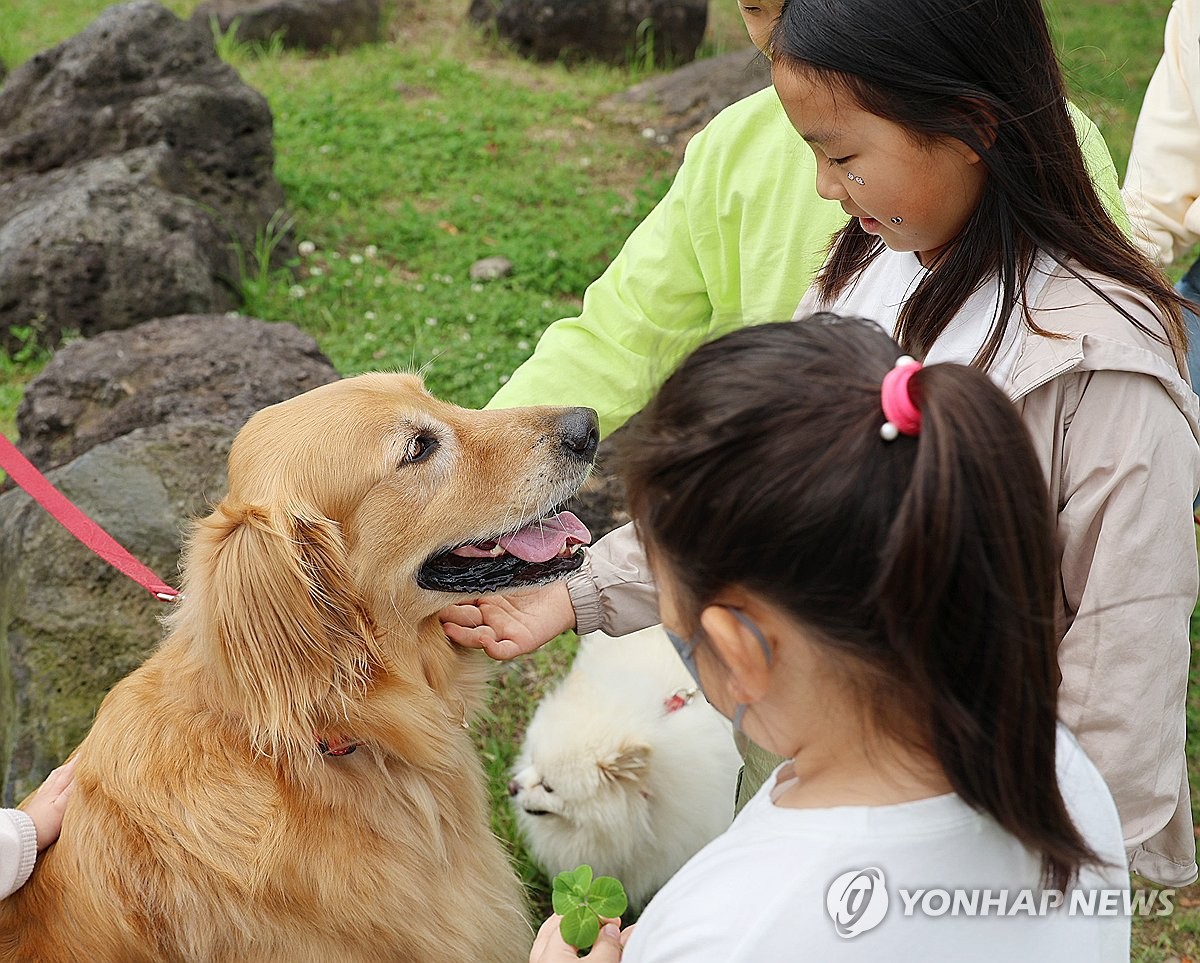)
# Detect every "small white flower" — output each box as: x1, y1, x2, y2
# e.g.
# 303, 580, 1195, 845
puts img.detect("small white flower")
425, 317, 438, 326
298, 240, 316, 256
415, 283, 425, 292
365, 311, 376, 320
373, 275, 384, 287
364, 244, 378, 258
318, 144, 334, 154
460, 331, 472, 341
288, 284, 306, 299
309, 266, 324, 277
349, 253, 364, 265
364, 332, 378, 342
546, 249, 559, 260
517, 340, 530, 350
640, 127, 656, 139
465, 313, 476, 323
499, 374, 509, 384
328, 190, 342, 201
471, 283, 484, 293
